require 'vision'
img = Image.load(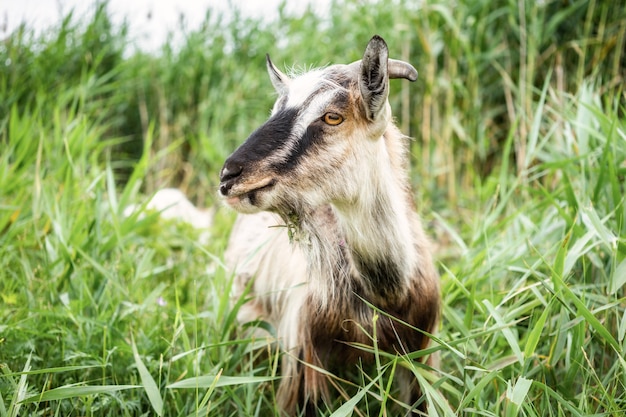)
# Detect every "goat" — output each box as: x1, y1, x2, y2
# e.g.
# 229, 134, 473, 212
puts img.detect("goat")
219, 35, 440, 415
